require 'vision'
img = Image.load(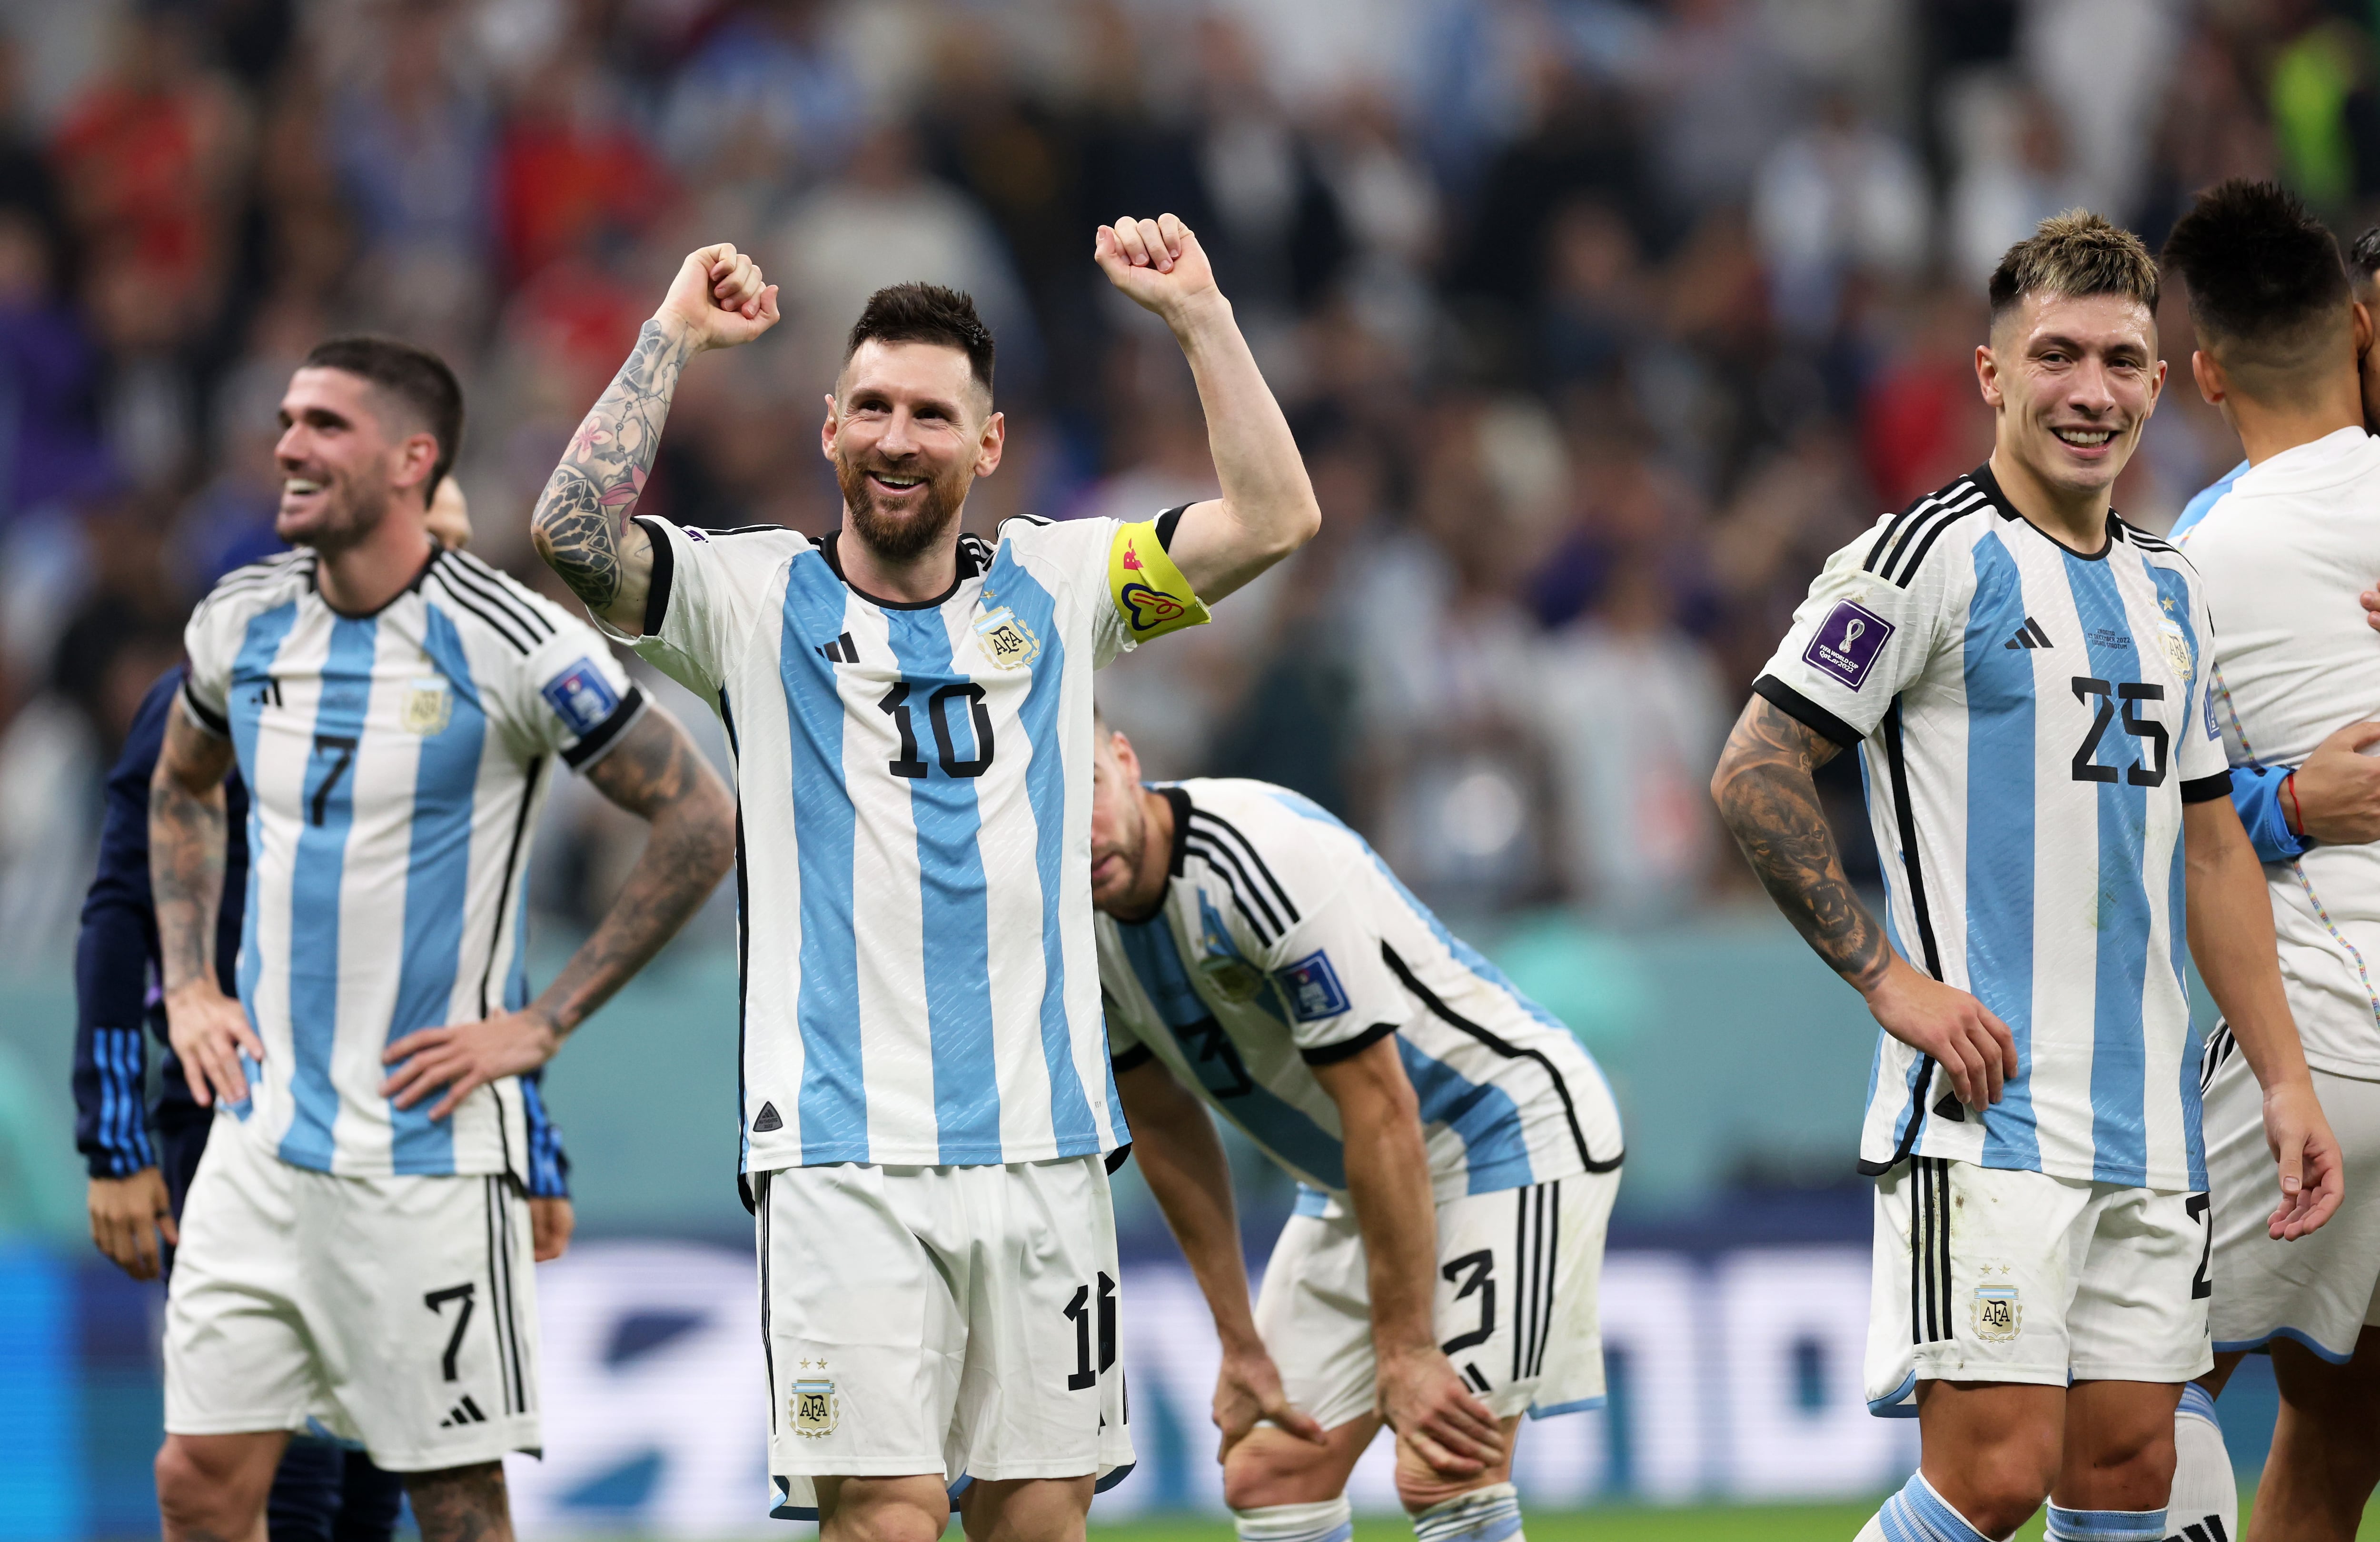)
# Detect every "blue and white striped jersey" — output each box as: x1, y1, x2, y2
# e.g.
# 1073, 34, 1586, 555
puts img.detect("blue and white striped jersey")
1755, 464, 2232, 1192
1098, 779, 1623, 1202
615, 513, 1202, 1171
180, 547, 645, 1179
